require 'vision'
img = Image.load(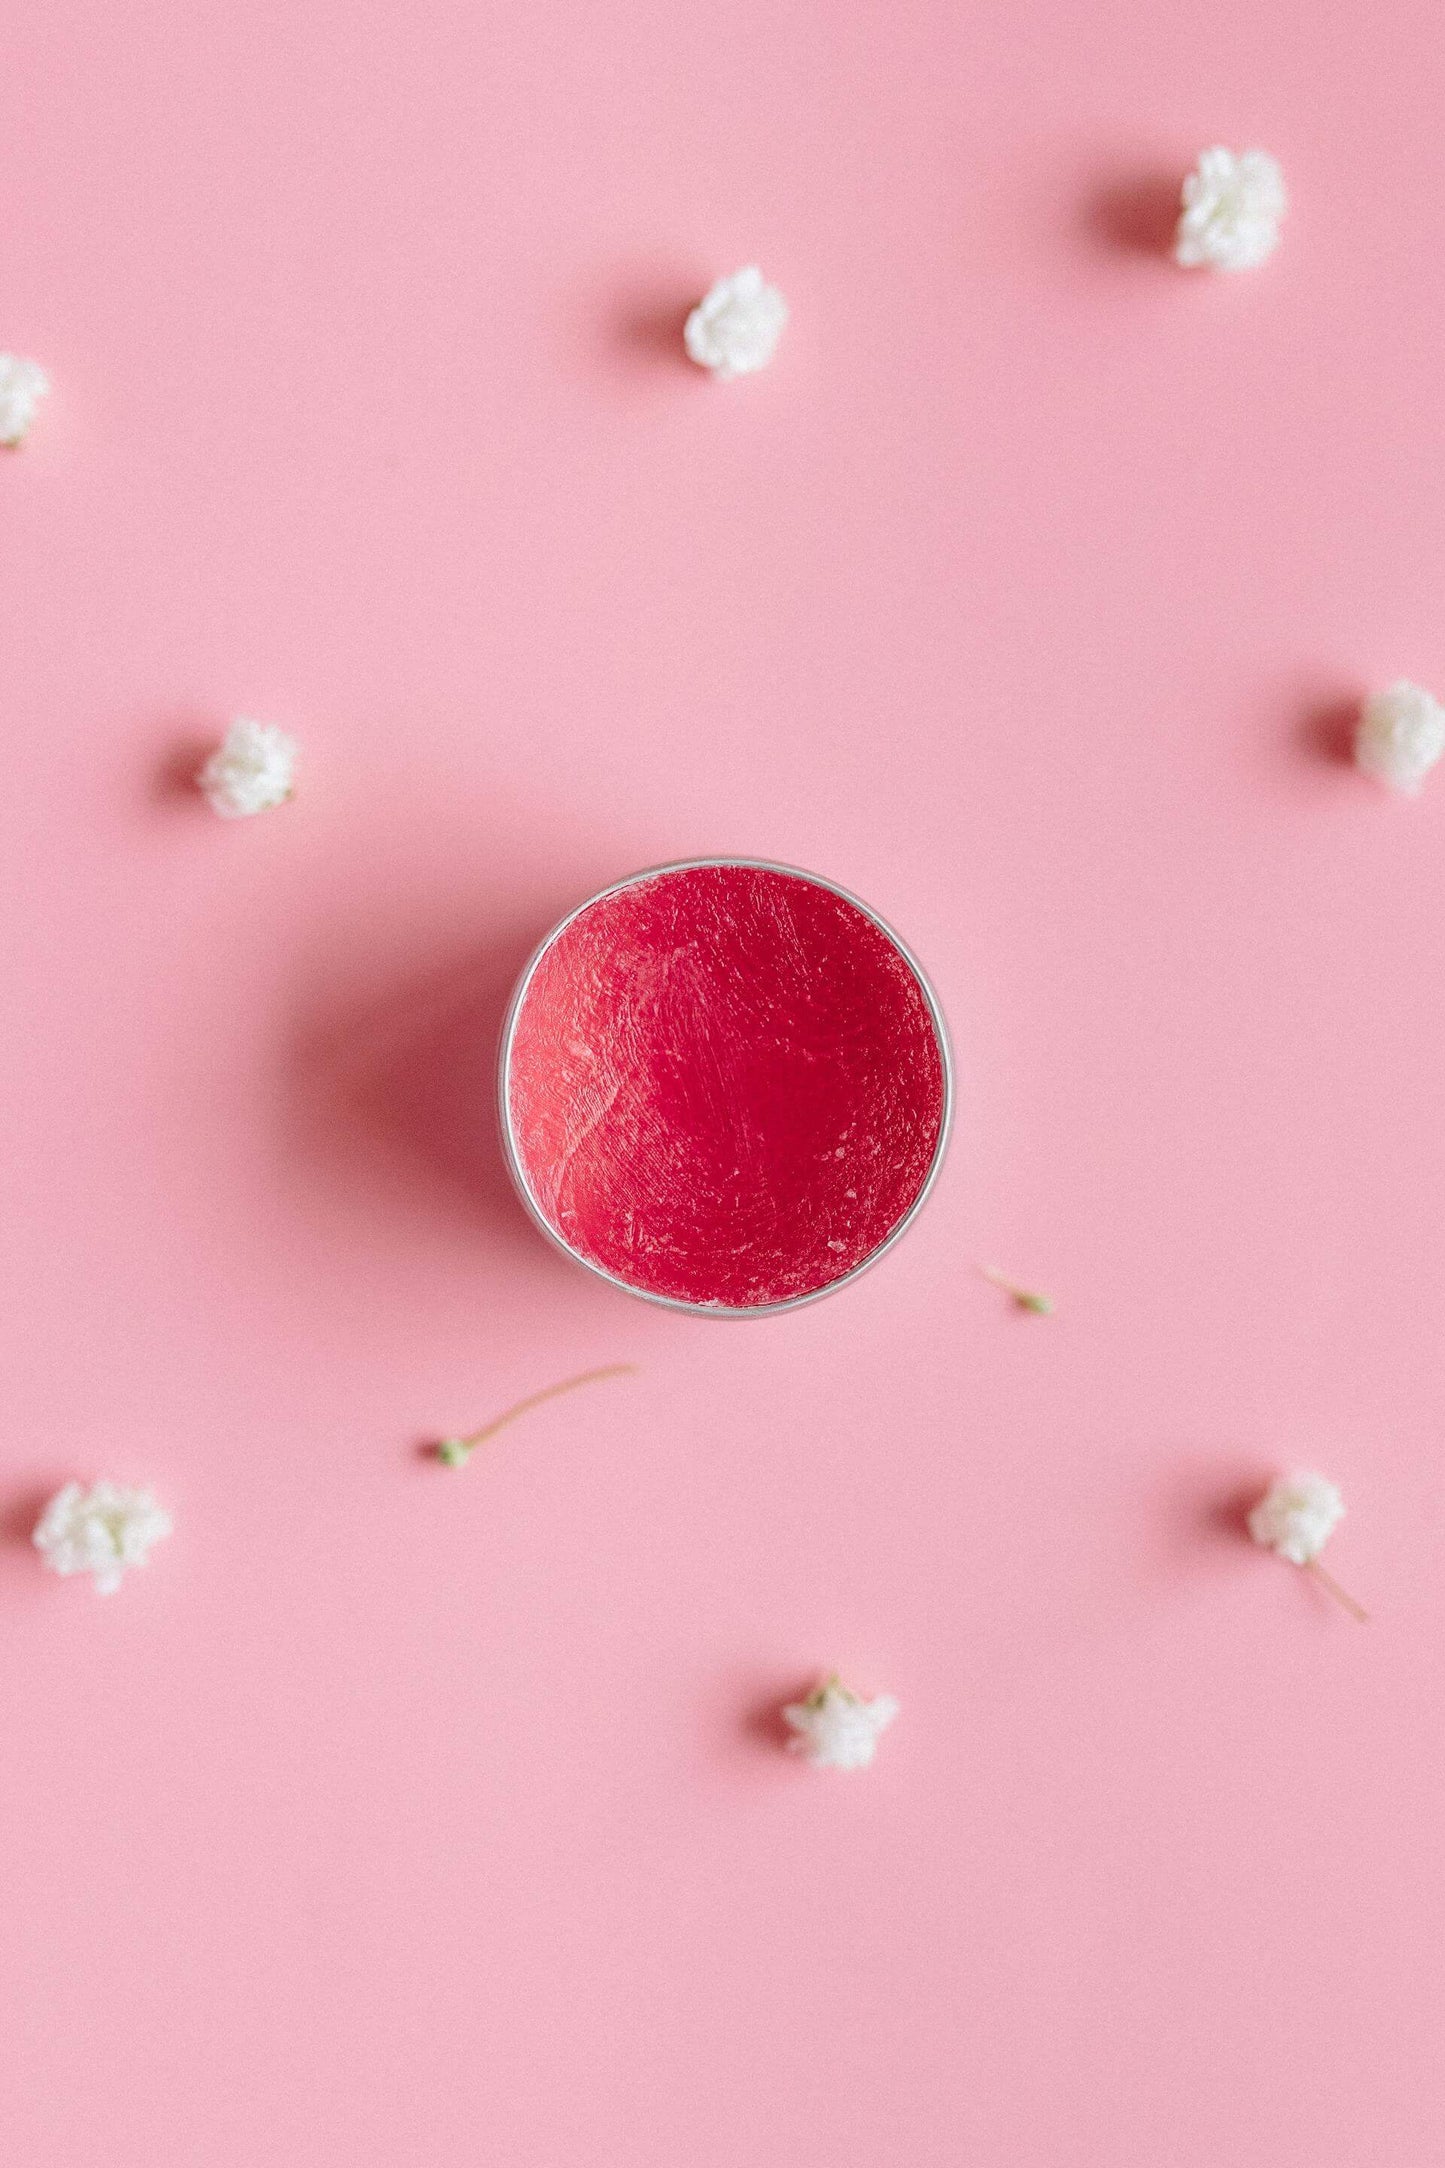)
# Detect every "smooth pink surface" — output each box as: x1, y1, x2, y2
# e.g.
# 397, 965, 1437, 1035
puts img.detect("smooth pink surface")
3, 2, 1445, 2163
506, 864, 947, 1306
